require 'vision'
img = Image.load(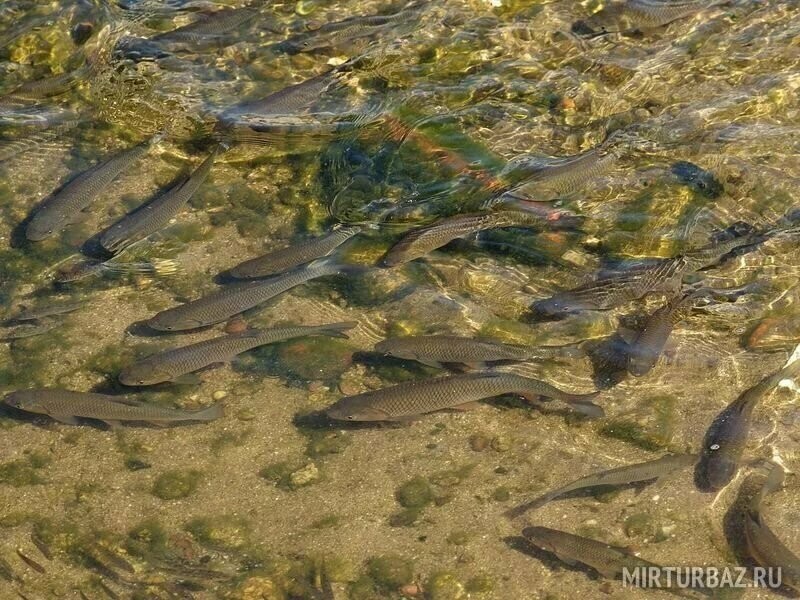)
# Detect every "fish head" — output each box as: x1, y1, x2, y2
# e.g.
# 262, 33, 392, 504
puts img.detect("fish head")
118, 364, 169, 387
146, 314, 203, 332
695, 452, 738, 492
521, 526, 558, 552
326, 397, 391, 422
26, 212, 63, 241
670, 161, 722, 198
529, 296, 580, 320
627, 350, 658, 377
373, 340, 415, 360
4, 392, 47, 414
